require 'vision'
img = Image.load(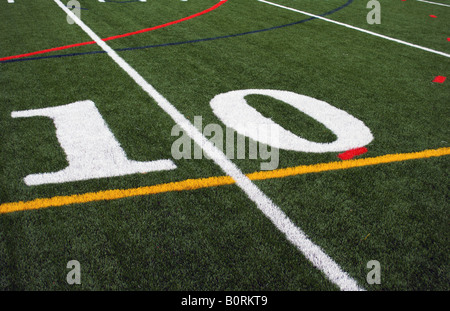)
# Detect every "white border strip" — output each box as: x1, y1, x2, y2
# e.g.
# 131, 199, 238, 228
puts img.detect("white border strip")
53, 0, 364, 291
258, 0, 450, 58
417, 0, 450, 8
